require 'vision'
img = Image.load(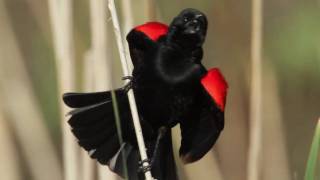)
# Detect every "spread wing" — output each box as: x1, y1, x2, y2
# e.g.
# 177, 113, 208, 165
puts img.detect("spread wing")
179, 68, 228, 163
126, 22, 168, 67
